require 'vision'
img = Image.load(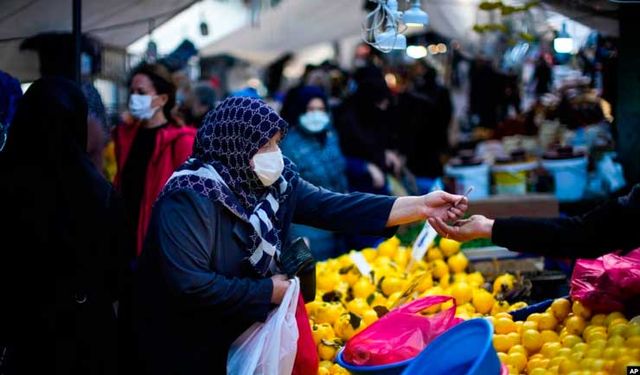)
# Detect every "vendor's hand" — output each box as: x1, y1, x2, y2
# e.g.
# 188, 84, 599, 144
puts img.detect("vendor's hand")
428, 215, 494, 242
385, 150, 404, 176
423, 191, 468, 222
367, 163, 386, 189
270, 274, 291, 305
